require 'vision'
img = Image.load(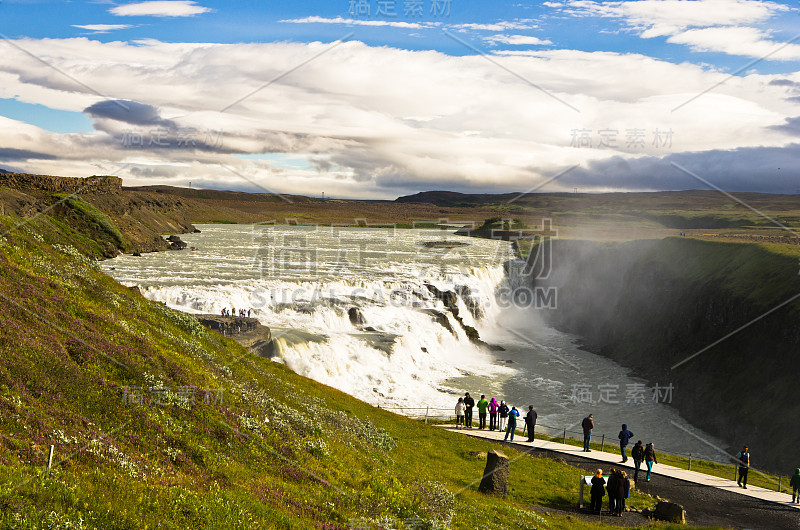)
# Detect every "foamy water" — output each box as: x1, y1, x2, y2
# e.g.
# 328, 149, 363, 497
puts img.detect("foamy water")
102, 224, 729, 461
